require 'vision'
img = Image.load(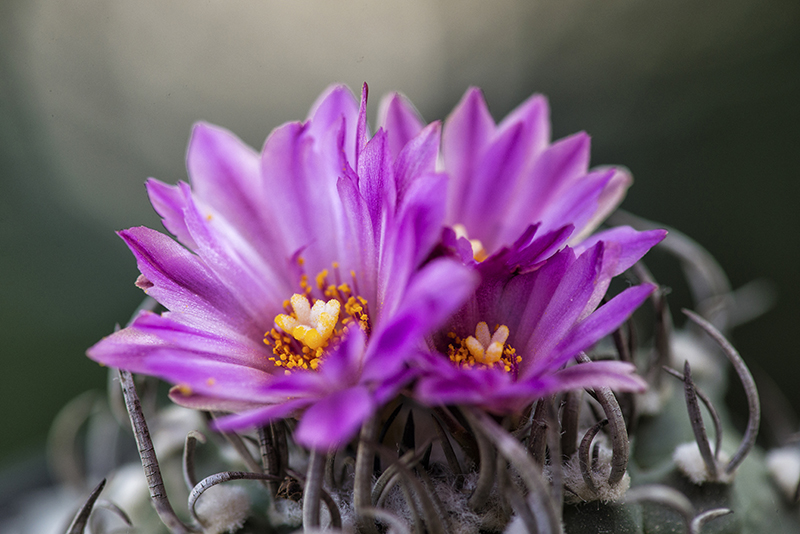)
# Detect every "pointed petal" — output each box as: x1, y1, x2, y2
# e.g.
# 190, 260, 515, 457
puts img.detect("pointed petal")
118, 227, 255, 333
212, 398, 313, 432
378, 92, 426, 160
186, 123, 282, 256
542, 283, 657, 374
168, 390, 264, 413
261, 122, 344, 273
363, 258, 476, 381
570, 166, 632, 242
294, 386, 376, 449
358, 129, 395, 244
543, 360, 647, 393
536, 169, 614, 237
146, 179, 196, 249
522, 243, 604, 363
443, 87, 495, 225
573, 226, 668, 276
379, 172, 449, 310
306, 84, 359, 166
496, 92, 551, 159
355, 83, 370, 166
181, 185, 290, 327
501, 132, 590, 243
393, 121, 440, 205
